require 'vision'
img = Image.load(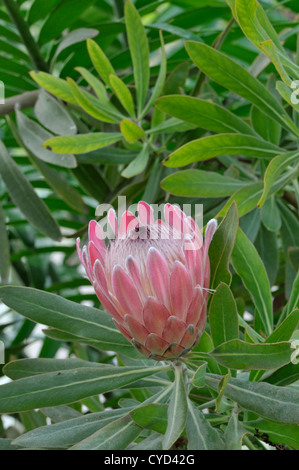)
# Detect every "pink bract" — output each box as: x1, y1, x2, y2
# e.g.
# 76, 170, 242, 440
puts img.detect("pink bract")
77, 201, 217, 360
